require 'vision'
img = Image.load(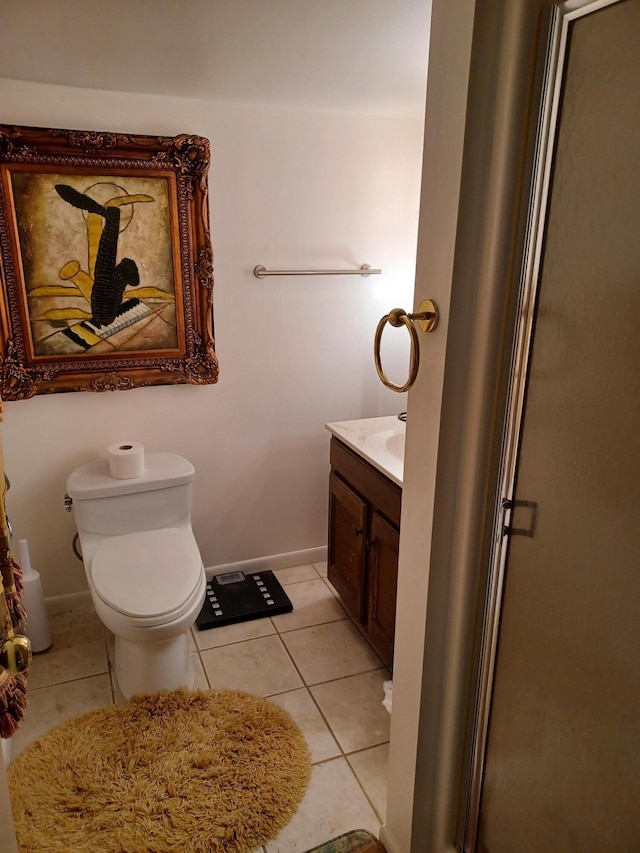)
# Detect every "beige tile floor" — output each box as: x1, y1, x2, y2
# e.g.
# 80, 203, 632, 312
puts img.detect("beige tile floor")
9, 561, 391, 852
